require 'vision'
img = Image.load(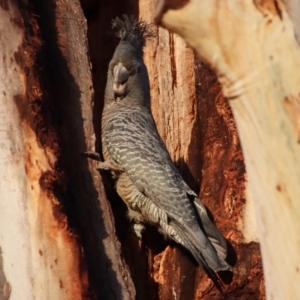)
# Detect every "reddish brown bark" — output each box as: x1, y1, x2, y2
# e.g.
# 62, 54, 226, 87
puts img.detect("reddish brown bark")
1, 0, 134, 299
1, 1, 90, 298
